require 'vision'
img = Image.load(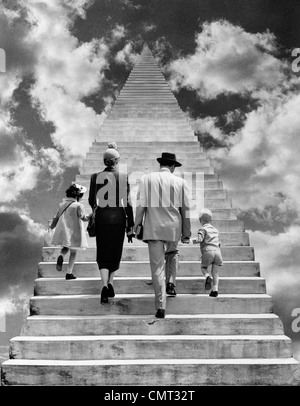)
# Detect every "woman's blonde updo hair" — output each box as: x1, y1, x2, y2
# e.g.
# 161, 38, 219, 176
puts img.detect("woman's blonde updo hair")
103, 142, 120, 167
